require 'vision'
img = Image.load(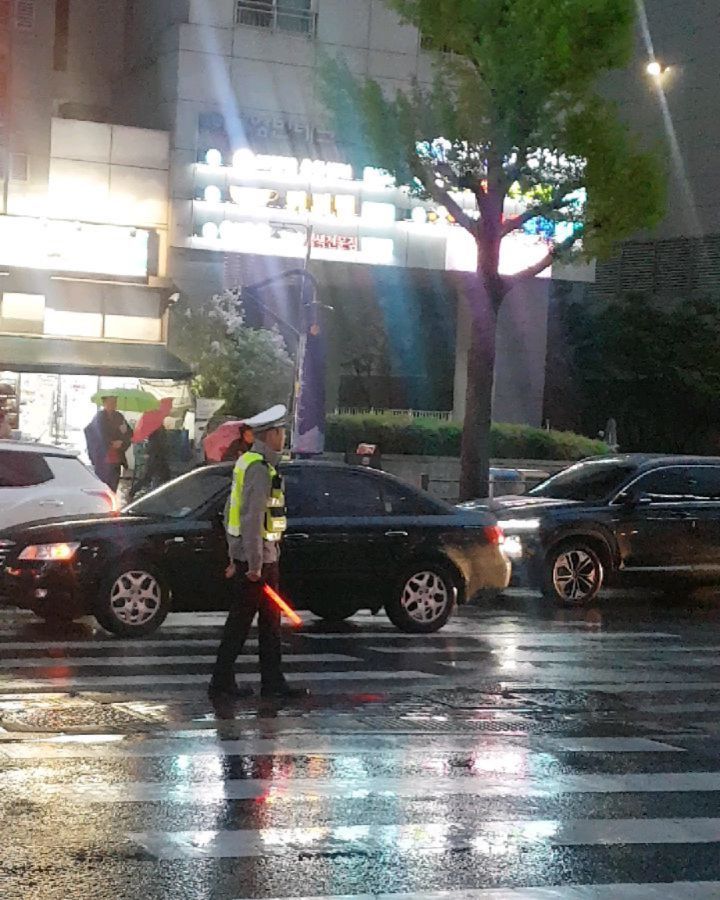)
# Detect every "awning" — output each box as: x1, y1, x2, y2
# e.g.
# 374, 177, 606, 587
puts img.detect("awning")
0, 335, 192, 380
